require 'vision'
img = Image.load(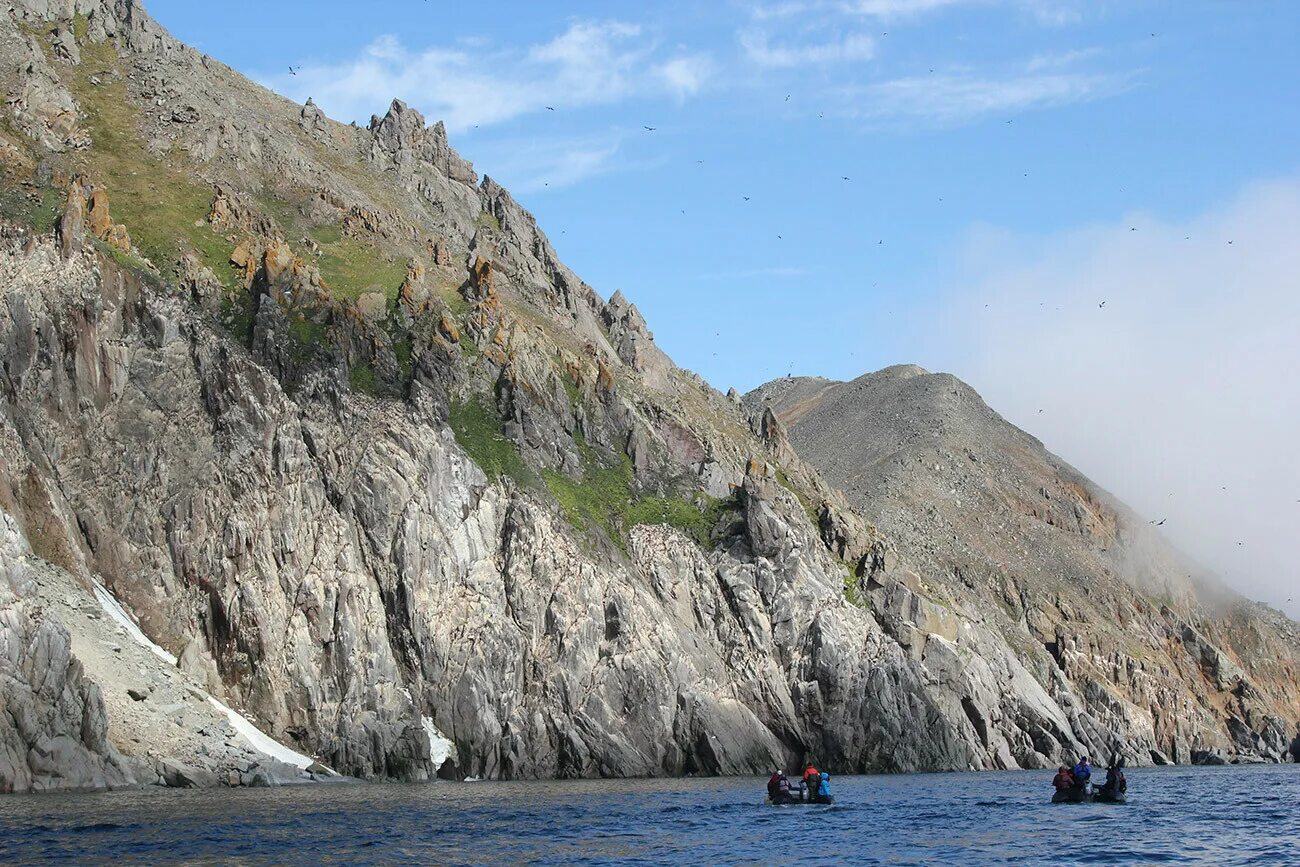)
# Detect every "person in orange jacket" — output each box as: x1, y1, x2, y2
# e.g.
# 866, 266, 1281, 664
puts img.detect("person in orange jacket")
802, 763, 820, 801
